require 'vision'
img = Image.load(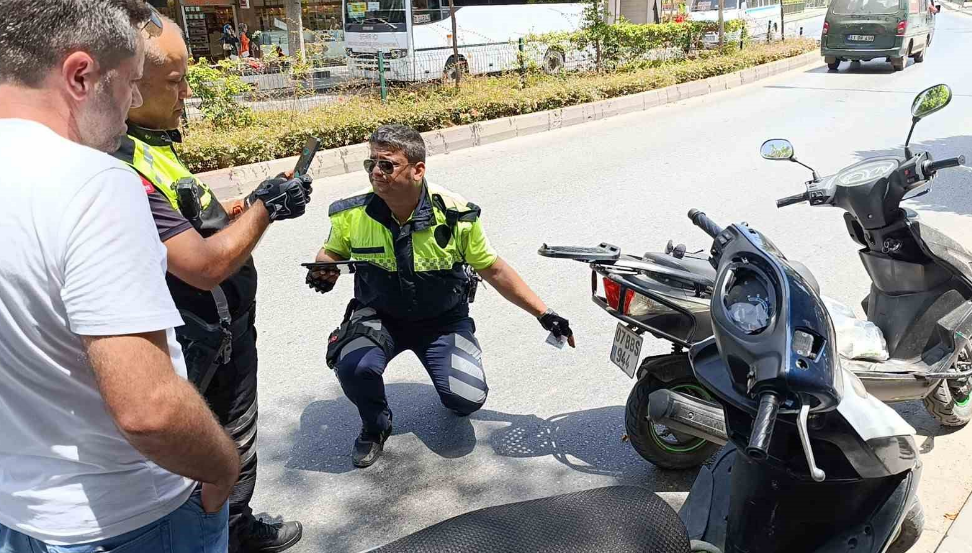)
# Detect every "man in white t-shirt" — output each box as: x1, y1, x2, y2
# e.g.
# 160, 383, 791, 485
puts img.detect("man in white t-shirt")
0, 1, 240, 551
